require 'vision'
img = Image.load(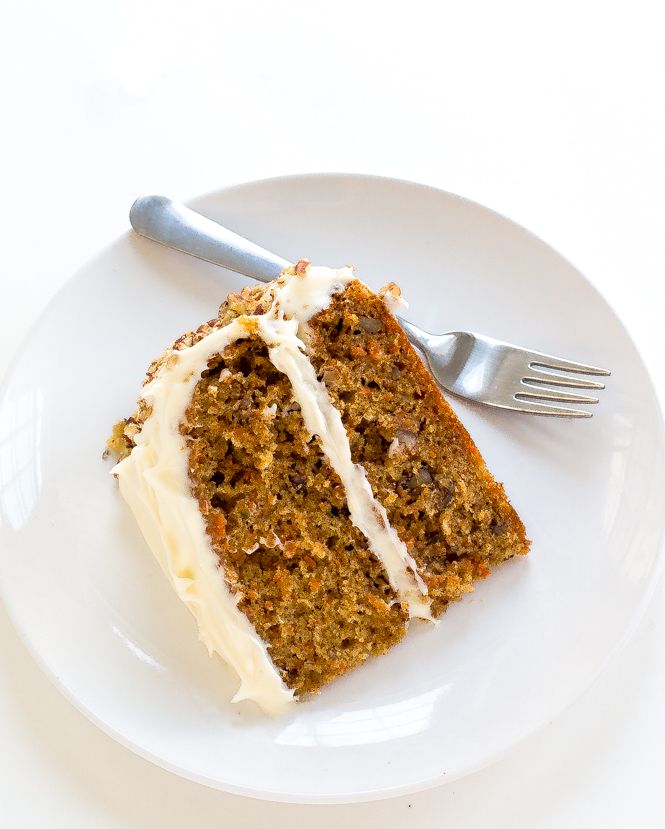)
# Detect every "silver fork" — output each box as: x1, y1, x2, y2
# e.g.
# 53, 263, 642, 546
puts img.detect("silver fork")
130, 195, 610, 418
398, 323, 608, 418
